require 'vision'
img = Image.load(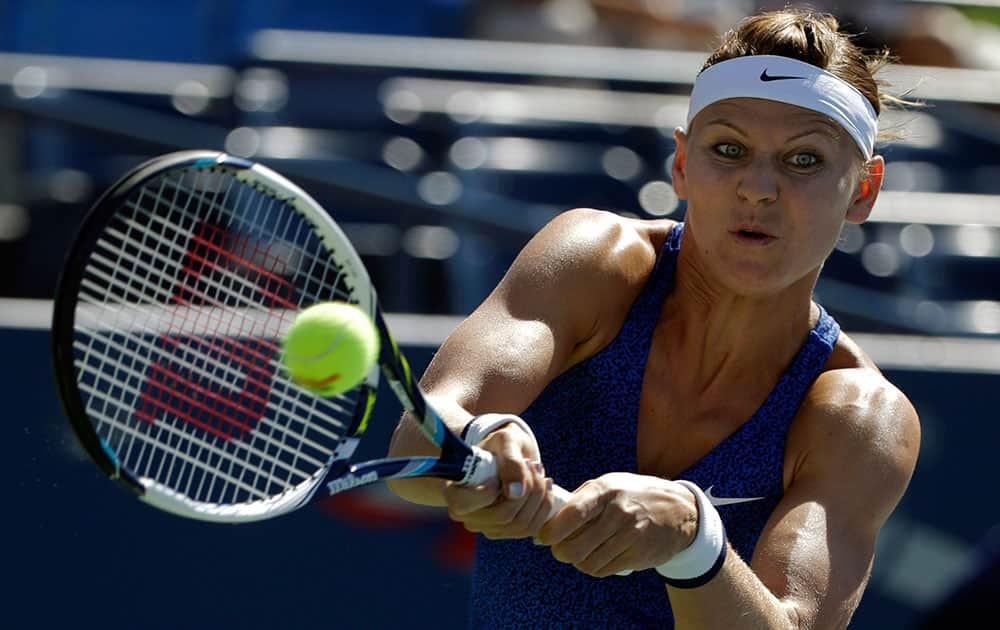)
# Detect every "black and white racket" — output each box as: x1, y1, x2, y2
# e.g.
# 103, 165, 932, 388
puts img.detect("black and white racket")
51, 150, 571, 524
